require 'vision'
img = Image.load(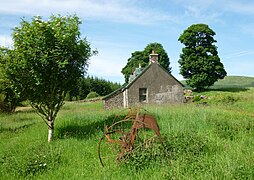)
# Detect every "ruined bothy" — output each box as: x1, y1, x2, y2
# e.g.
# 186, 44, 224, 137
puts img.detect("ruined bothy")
103, 51, 184, 109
